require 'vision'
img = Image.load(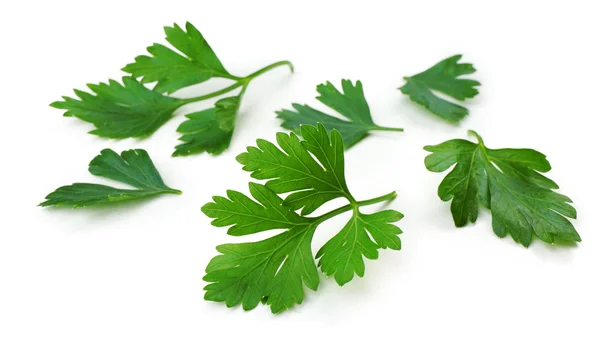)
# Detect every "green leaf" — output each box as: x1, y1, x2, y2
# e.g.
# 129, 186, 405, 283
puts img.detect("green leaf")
172, 95, 241, 157
202, 182, 312, 236
424, 131, 579, 247
317, 210, 403, 286
40, 149, 181, 208
278, 80, 403, 148
50, 77, 183, 138
400, 55, 480, 123
237, 123, 351, 215
123, 22, 234, 94
53, 22, 294, 154
202, 124, 402, 313
204, 225, 319, 314
202, 183, 318, 313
